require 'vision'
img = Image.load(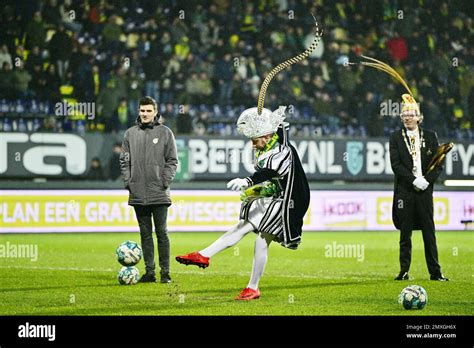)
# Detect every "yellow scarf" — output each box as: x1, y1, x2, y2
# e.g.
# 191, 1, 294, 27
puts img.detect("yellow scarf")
256, 133, 279, 158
